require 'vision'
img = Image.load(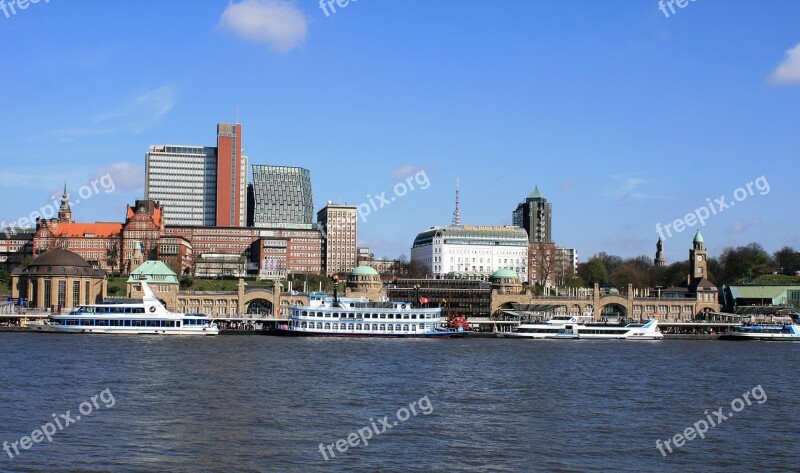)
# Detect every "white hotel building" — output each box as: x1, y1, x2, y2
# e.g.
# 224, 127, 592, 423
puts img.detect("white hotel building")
411, 225, 529, 282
